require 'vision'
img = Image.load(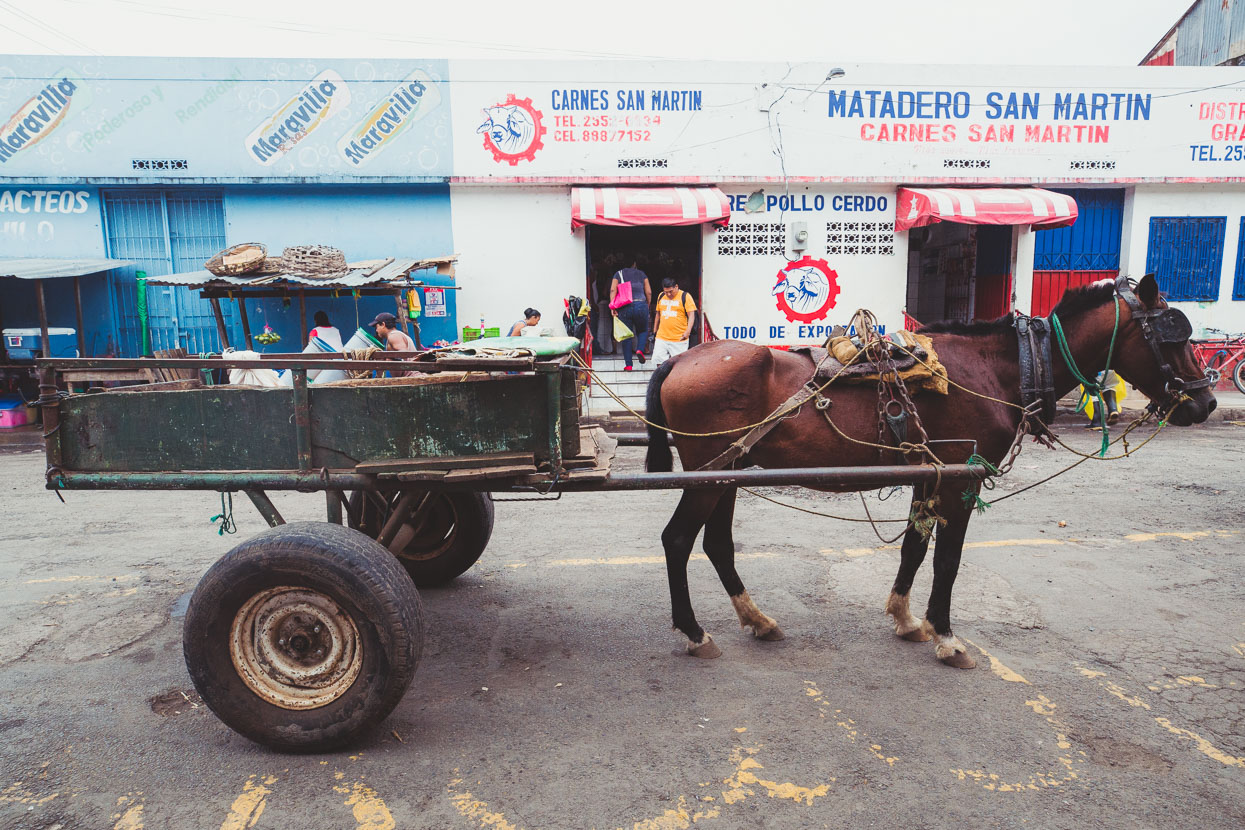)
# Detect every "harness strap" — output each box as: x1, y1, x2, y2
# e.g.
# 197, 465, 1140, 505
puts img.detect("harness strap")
1014, 315, 1057, 429
697, 383, 819, 471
